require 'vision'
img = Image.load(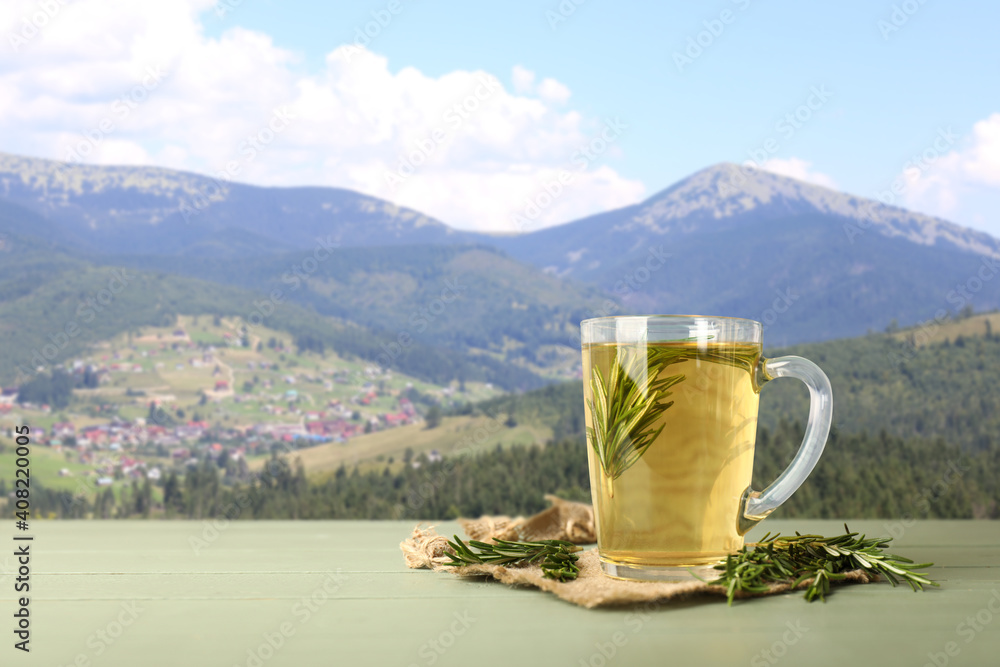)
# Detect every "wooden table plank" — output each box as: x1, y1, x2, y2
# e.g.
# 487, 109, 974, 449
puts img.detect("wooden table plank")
16, 519, 1000, 572
2, 520, 997, 667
